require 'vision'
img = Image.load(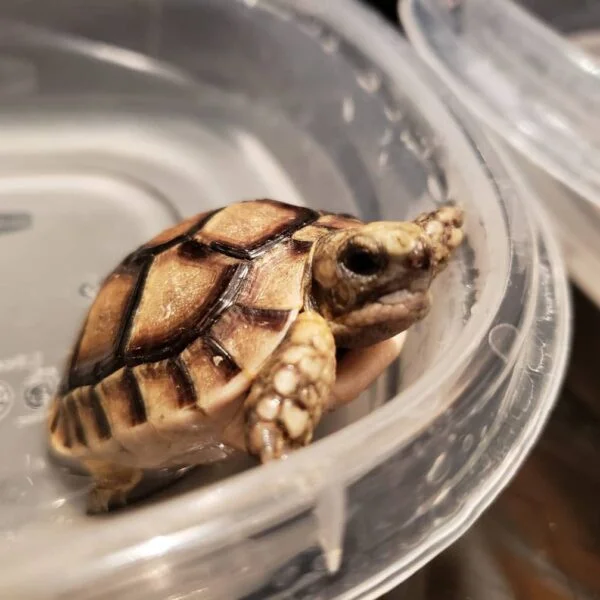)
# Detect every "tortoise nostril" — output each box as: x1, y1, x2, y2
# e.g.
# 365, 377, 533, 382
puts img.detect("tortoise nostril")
408, 241, 431, 270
